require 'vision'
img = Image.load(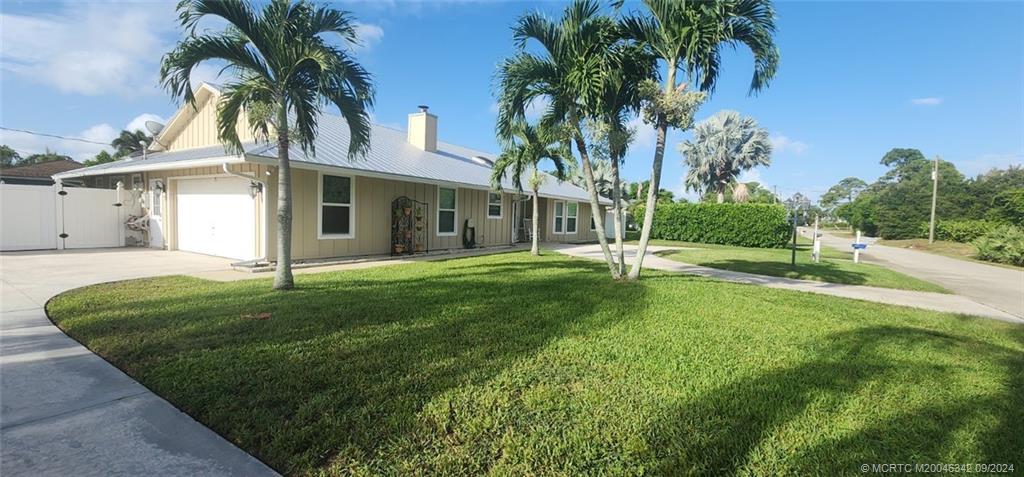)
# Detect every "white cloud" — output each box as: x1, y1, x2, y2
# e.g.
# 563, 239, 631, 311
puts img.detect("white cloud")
125, 113, 166, 134
770, 134, 809, 155
487, 97, 549, 119
0, 3, 173, 96
910, 97, 943, 106
350, 23, 384, 52
954, 152, 1024, 176
627, 115, 657, 150
738, 168, 763, 184
0, 124, 117, 162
